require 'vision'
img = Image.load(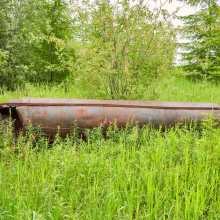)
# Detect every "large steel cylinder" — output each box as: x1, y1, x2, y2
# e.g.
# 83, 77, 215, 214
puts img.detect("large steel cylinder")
0, 98, 219, 139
